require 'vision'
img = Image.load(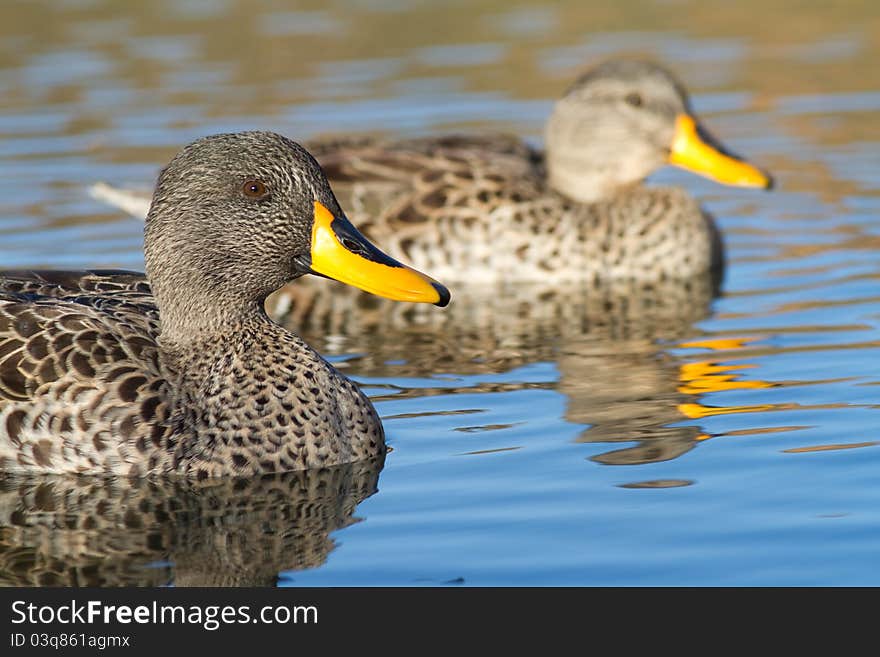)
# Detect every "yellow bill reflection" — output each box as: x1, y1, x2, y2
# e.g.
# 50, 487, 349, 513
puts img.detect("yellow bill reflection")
675, 336, 776, 422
